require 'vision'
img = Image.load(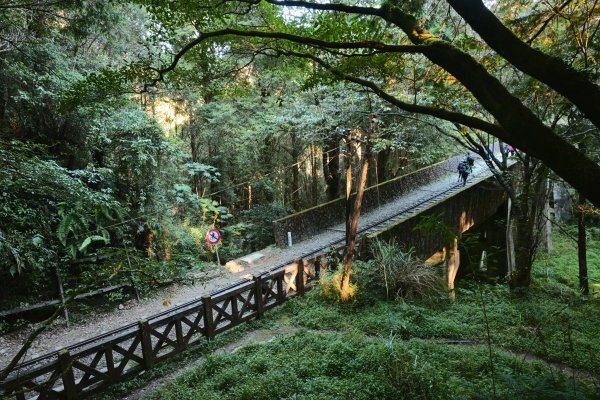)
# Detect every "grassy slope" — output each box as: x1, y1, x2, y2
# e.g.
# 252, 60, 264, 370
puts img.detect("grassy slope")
142, 233, 600, 399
